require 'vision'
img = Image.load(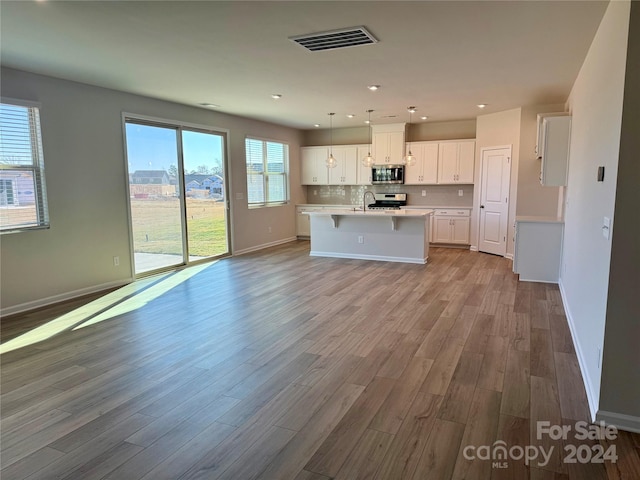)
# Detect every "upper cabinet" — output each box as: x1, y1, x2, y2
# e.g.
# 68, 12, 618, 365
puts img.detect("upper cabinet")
437, 140, 475, 184
356, 145, 373, 185
301, 137, 476, 186
301, 146, 328, 185
537, 114, 571, 187
327, 146, 358, 185
405, 142, 438, 184
301, 145, 360, 185
371, 124, 406, 164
